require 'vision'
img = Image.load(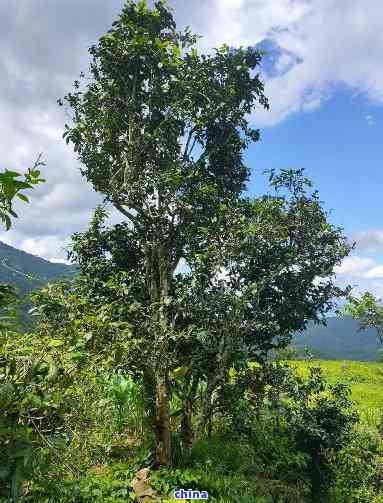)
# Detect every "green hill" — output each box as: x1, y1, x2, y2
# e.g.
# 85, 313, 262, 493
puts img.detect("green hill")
0, 240, 77, 296
0, 241, 77, 329
292, 316, 381, 361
